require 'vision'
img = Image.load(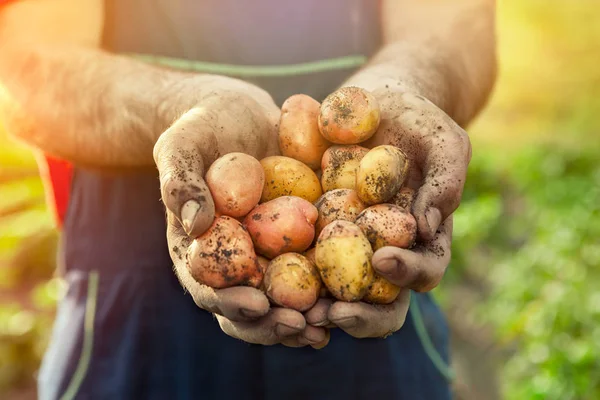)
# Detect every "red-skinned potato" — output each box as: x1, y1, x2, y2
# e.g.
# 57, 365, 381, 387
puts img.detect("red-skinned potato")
187, 216, 262, 289
278, 94, 331, 170
318, 87, 381, 144
205, 153, 264, 218
264, 253, 321, 312
355, 204, 417, 250
244, 196, 318, 259
314, 189, 366, 239
320, 145, 369, 192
